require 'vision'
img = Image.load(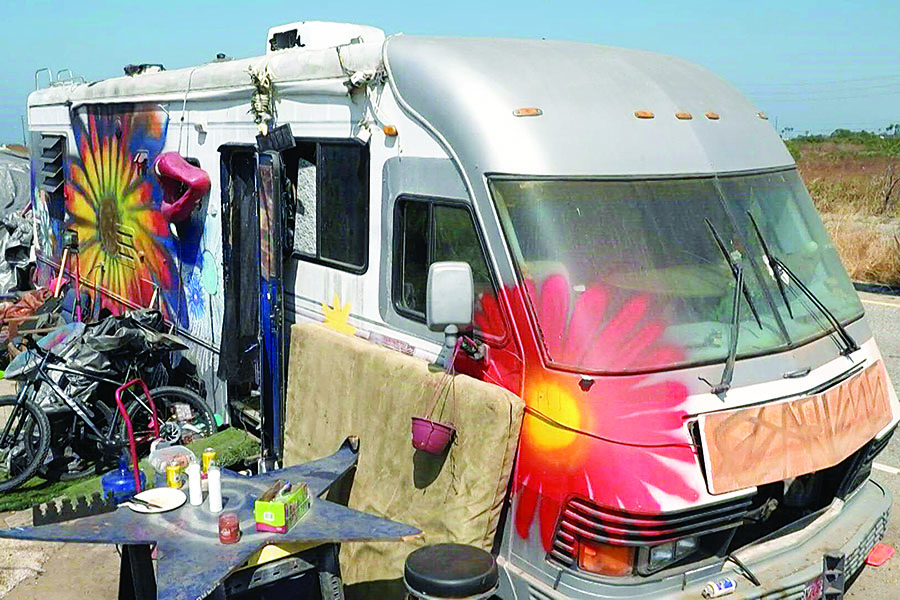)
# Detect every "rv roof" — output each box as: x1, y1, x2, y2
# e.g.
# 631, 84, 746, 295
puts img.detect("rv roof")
29, 33, 792, 177
385, 36, 793, 177
27, 41, 383, 107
